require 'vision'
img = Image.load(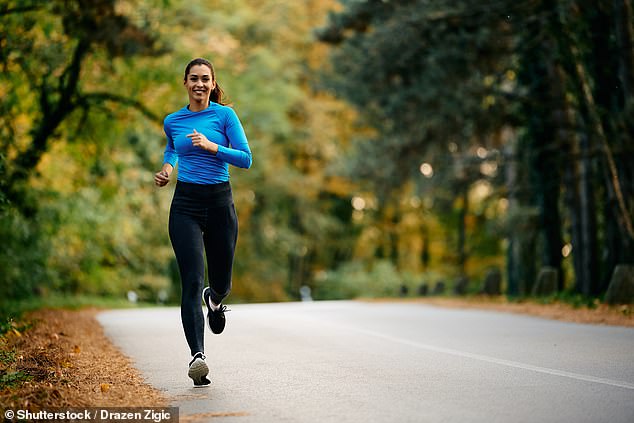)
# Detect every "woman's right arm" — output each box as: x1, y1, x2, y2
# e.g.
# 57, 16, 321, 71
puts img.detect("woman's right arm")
155, 118, 177, 187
